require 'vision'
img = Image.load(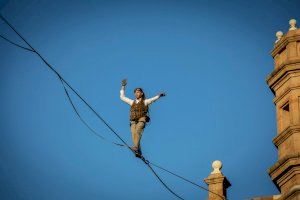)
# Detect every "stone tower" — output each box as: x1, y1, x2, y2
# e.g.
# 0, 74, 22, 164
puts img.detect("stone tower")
266, 19, 300, 199
204, 160, 231, 200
